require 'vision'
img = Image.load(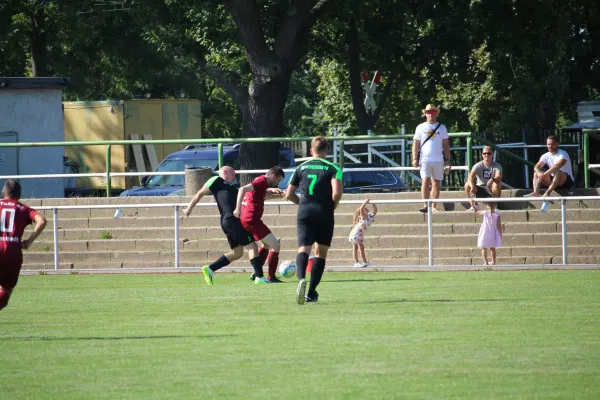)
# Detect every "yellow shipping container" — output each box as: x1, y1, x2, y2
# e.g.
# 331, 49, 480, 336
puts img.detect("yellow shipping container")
64, 99, 202, 189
